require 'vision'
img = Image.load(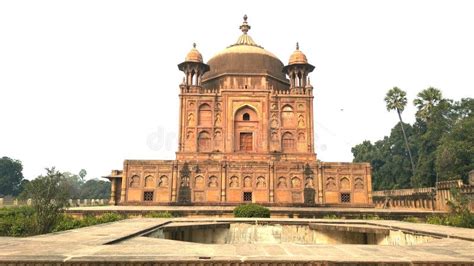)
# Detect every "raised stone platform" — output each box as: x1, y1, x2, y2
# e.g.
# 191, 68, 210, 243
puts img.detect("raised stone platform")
0, 217, 472, 264
67, 205, 445, 220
